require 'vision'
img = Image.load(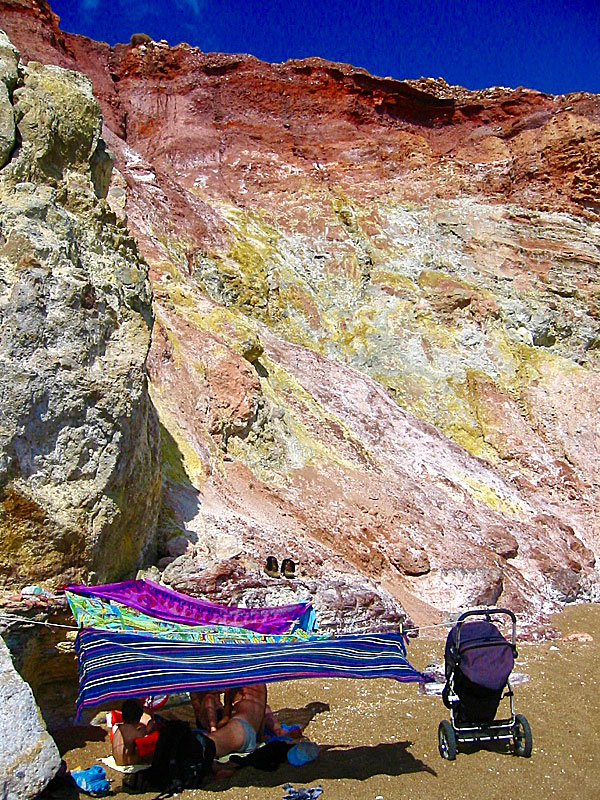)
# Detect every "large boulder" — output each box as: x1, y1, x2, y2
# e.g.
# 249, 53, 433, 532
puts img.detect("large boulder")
0, 42, 161, 589
0, 30, 18, 169
0, 636, 61, 800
